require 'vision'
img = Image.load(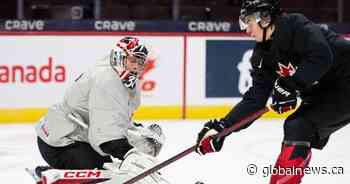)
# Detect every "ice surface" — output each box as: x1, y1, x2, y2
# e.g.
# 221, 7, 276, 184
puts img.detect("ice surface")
0, 119, 349, 183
